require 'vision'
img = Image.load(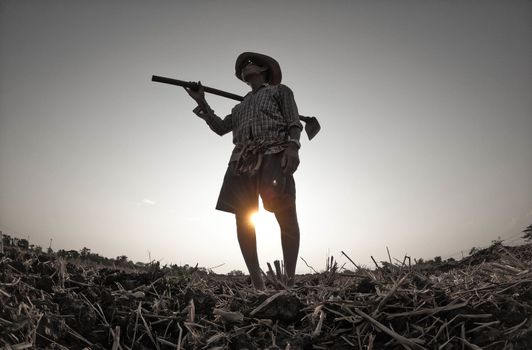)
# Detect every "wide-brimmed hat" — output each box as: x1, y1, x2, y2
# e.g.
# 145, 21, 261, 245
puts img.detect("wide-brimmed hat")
235, 52, 282, 85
